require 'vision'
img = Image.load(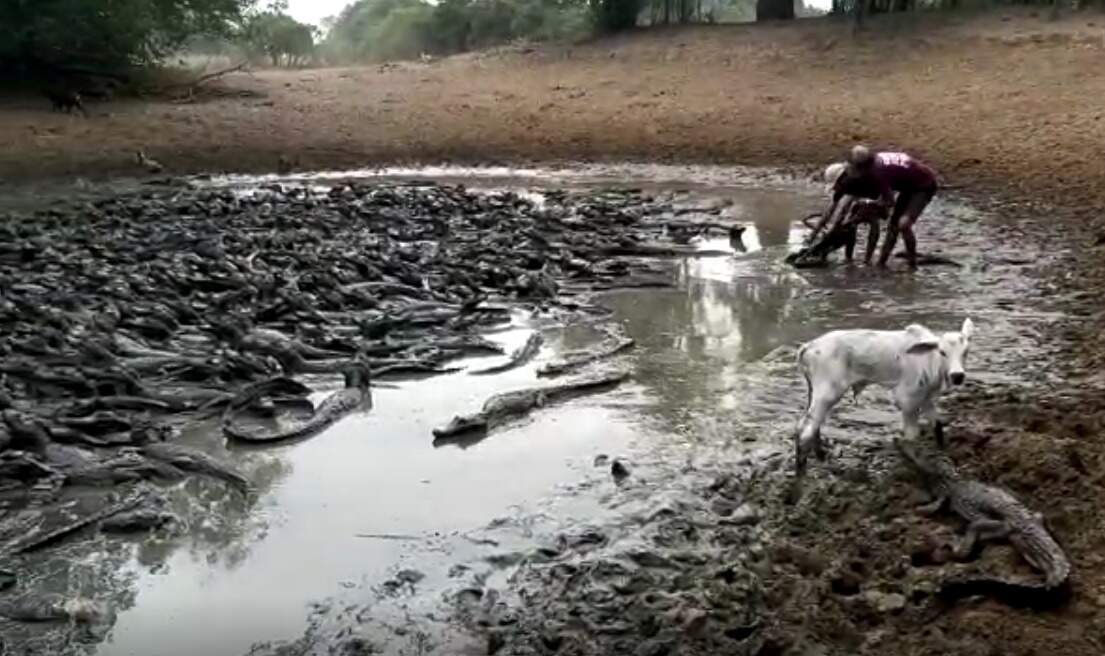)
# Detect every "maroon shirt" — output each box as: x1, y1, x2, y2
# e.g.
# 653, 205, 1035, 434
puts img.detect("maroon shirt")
871, 152, 938, 197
